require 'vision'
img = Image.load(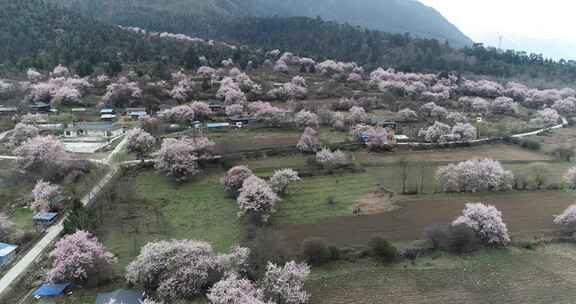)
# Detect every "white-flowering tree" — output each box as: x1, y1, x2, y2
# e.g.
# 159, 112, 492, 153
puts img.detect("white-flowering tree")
436, 159, 514, 193
315, 148, 348, 169
31, 180, 62, 212
563, 166, 576, 189
270, 169, 300, 195
453, 203, 510, 246
419, 121, 451, 143
155, 138, 200, 181
161, 105, 196, 124
126, 240, 249, 301
9, 123, 39, 147
208, 273, 267, 304
237, 176, 280, 222
491, 97, 518, 115
451, 123, 477, 141
554, 204, 576, 236
261, 261, 310, 304
221, 166, 254, 195
446, 112, 468, 124
295, 110, 320, 129
348, 106, 368, 124
398, 108, 418, 122
126, 128, 156, 159
365, 127, 389, 151
13, 136, 69, 173
226, 103, 245, 117
296, 127, 320, 153
189, 101, 213, 121
530, 108, 560, 127
552, 97, 576, 115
